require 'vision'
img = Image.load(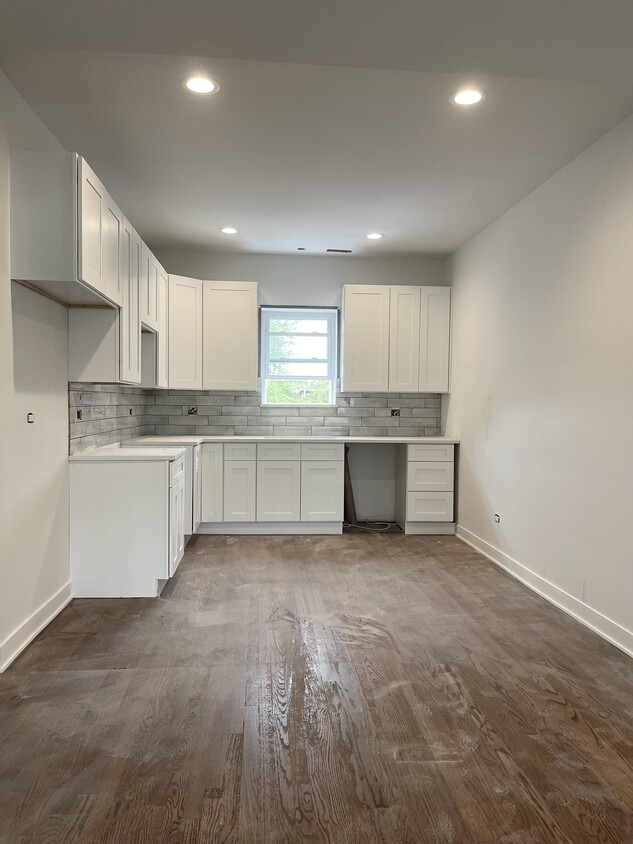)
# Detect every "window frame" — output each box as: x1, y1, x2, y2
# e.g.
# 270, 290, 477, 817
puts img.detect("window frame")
260, 306, 338, 407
